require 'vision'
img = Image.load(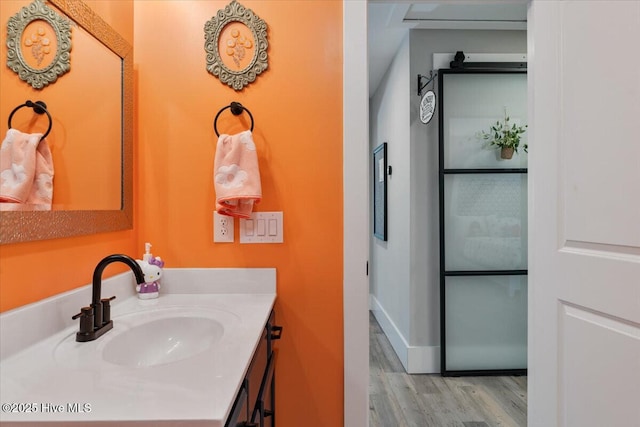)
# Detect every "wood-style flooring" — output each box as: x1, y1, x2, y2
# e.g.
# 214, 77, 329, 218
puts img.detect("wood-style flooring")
369, 312, 527, 427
